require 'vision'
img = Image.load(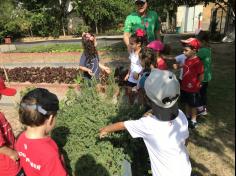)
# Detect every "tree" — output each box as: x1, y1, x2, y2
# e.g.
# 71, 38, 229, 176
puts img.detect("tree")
74, 0, 133, 34
15, 0, 75, 36
0, 0, 21, 42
